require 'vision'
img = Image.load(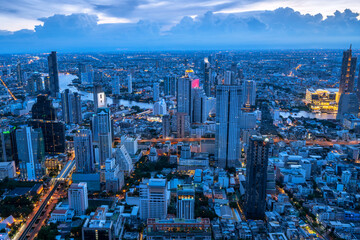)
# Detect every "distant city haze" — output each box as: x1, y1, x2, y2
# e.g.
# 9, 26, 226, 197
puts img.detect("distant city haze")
0, 0, 360, 52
